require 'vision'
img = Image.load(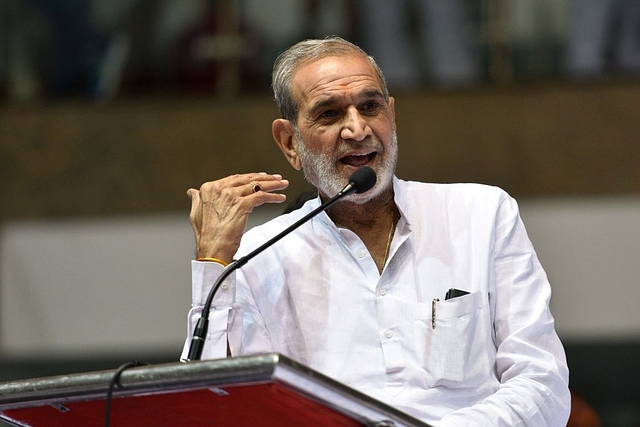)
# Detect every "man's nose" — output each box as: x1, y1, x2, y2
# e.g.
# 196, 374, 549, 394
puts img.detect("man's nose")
340, 107, 371, 141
